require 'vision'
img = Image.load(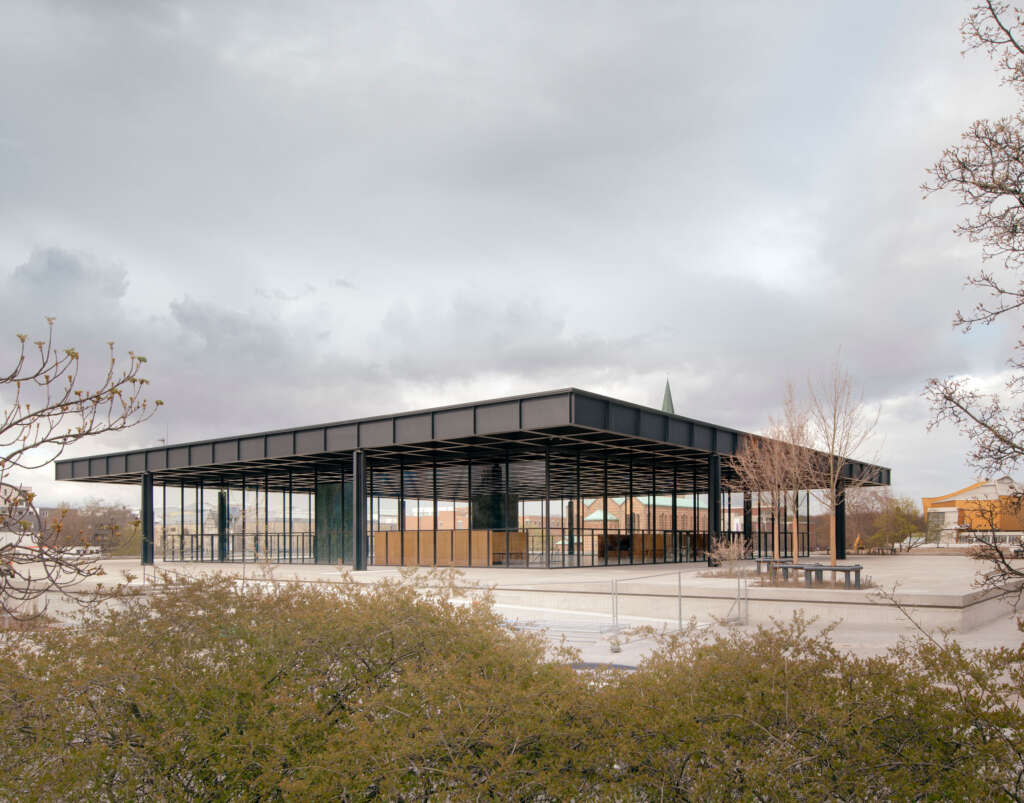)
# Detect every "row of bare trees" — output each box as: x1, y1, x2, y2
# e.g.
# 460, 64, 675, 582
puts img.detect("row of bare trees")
731, 362, 879, 566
